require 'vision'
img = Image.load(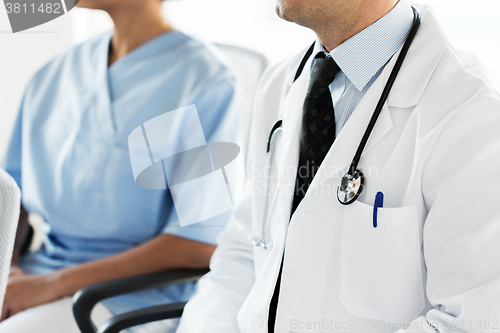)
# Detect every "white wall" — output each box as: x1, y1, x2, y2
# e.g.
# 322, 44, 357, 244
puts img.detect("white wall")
164, 0, 317, 65
2, 0, 500, 159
